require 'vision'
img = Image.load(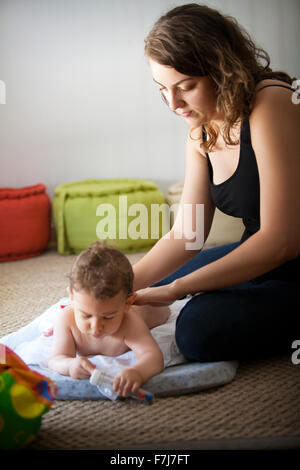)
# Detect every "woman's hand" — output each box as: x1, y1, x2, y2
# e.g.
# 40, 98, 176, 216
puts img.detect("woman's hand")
133, 284, 178, 306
